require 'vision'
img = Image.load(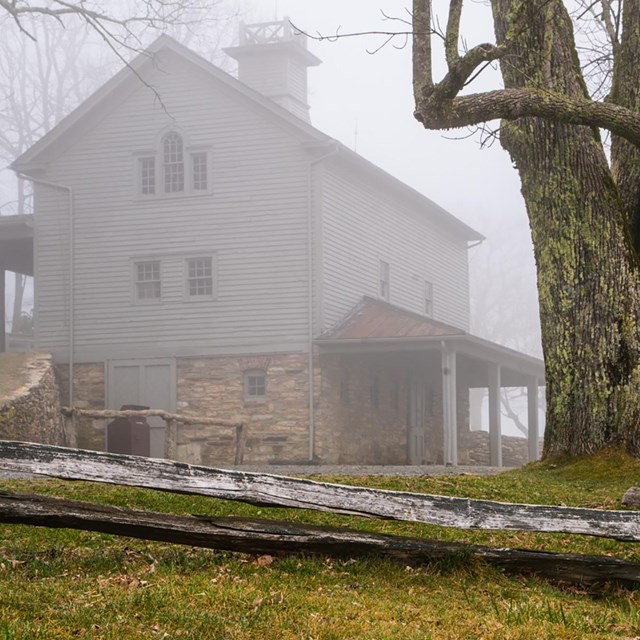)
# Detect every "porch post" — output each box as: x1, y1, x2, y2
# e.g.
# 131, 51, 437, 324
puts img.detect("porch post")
441, 344, 457, 465
0, 269, 5, 353
488, 362, 501, 467
527, 376, 540, 462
